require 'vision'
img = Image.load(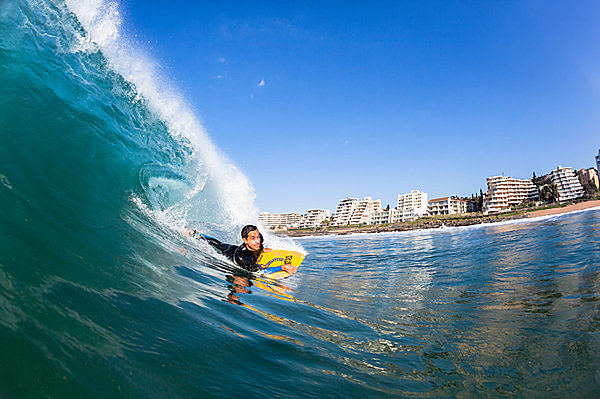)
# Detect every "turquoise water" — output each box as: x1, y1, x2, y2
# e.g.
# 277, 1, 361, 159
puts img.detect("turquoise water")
2, 0, 600, 397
